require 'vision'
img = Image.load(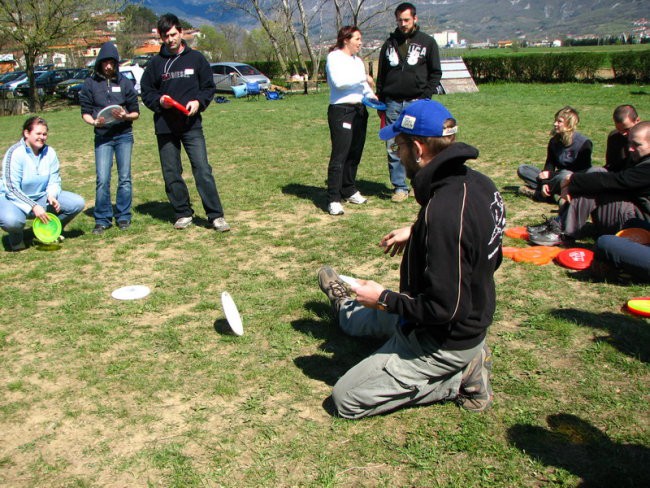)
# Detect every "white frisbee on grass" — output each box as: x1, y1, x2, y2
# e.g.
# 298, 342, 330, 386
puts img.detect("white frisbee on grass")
221, 291, 243, 336
97, 105, 123, 125
111, 285, 151, 300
